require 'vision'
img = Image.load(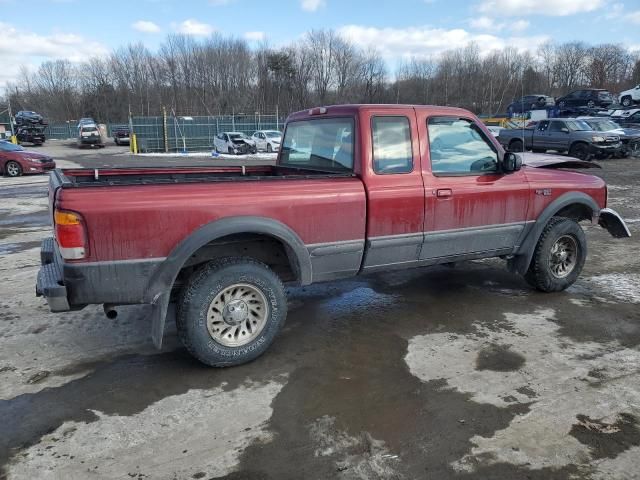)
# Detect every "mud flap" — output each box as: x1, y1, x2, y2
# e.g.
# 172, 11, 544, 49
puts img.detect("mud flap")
598, 208, 631, 238
150, 292, 170, 349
